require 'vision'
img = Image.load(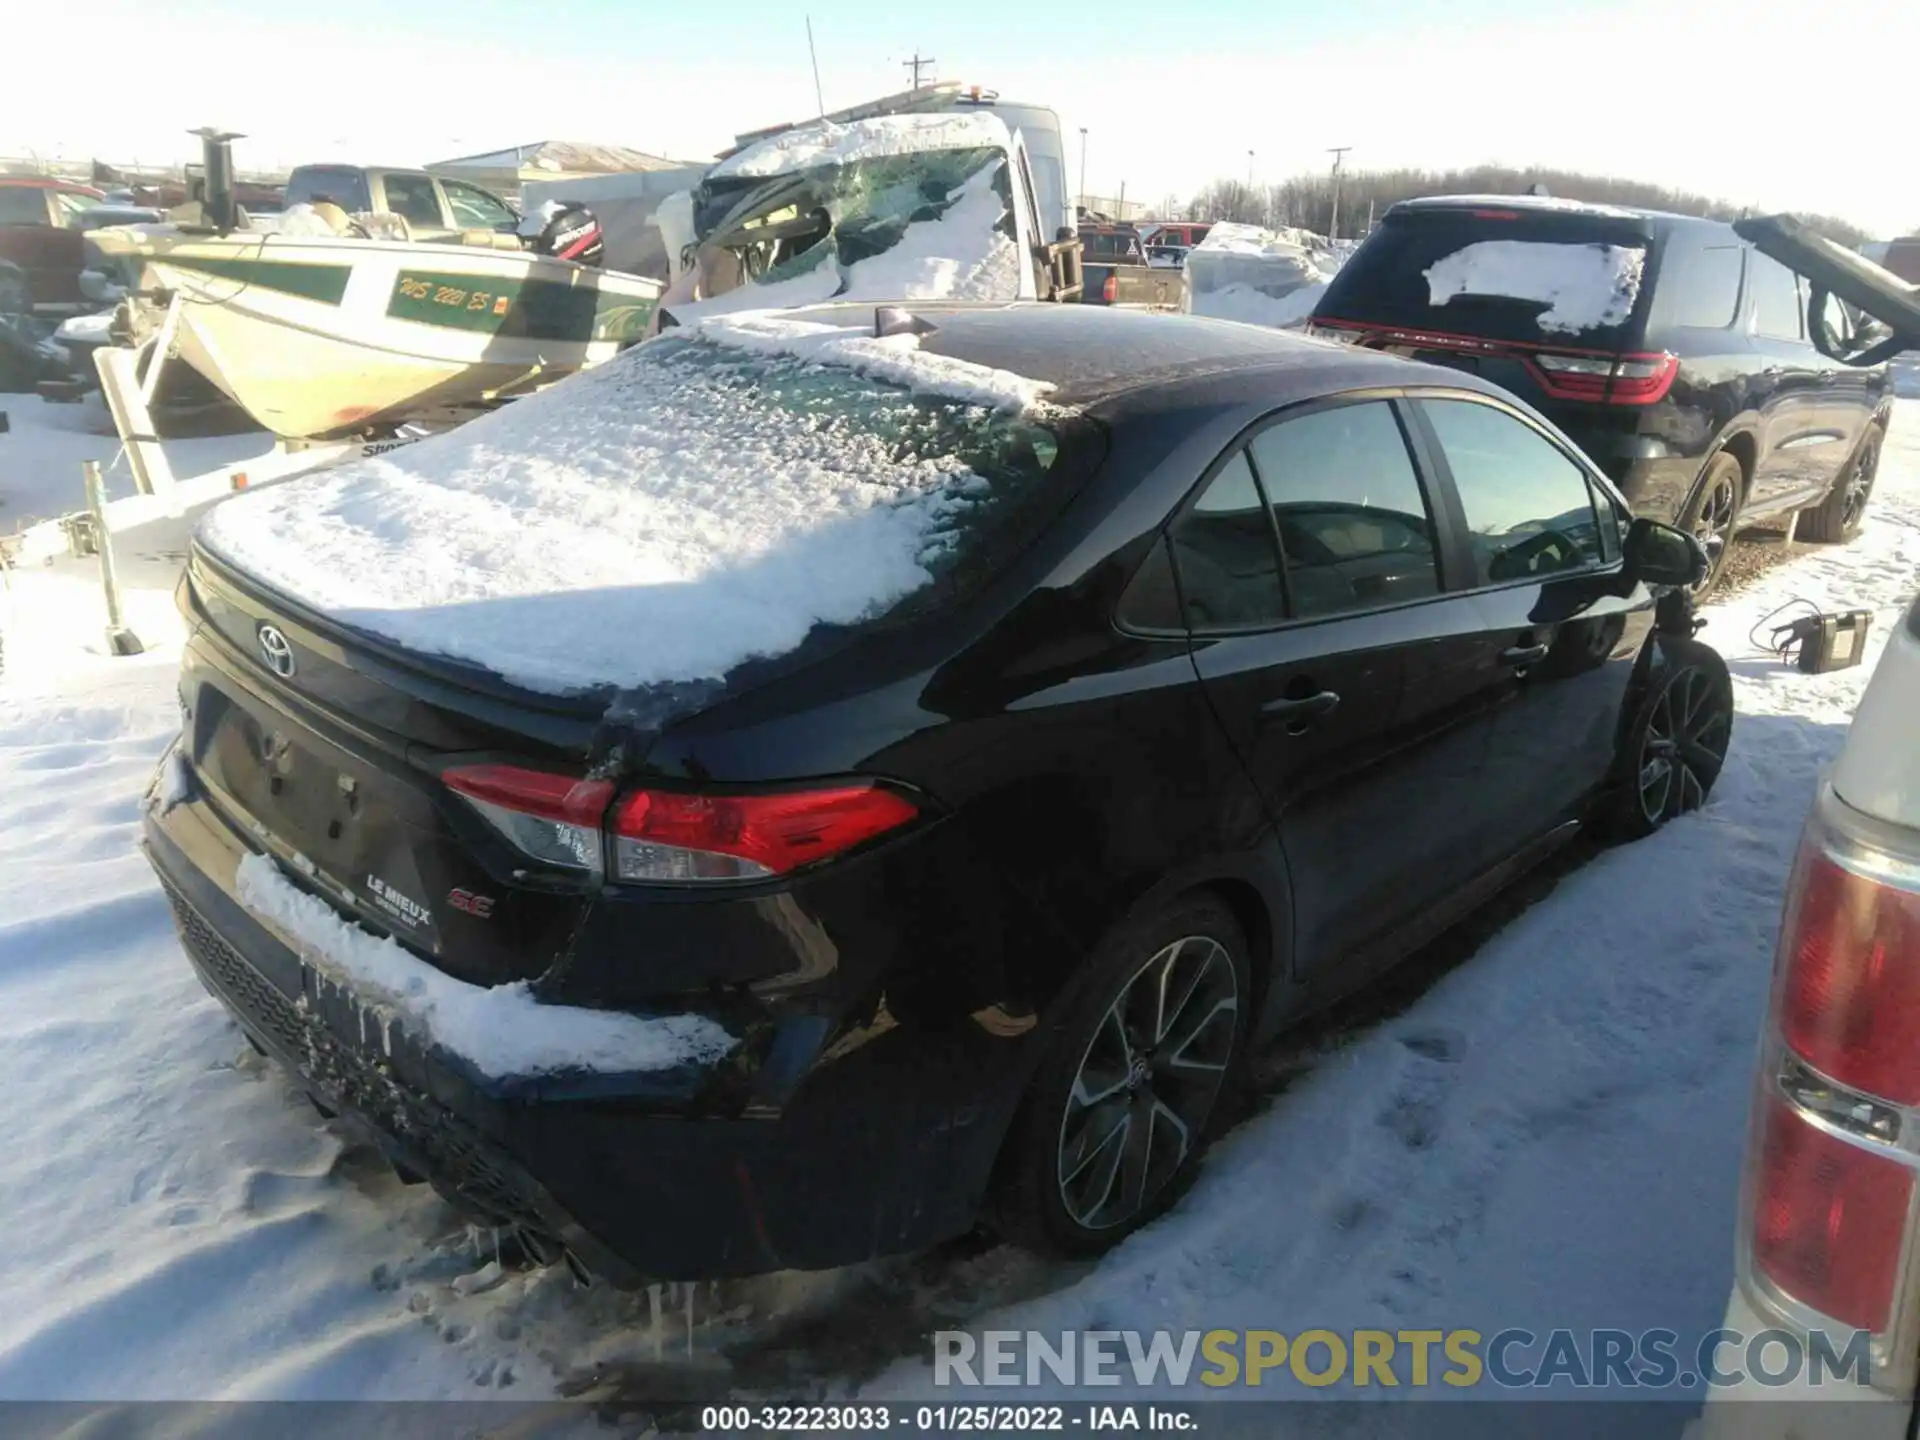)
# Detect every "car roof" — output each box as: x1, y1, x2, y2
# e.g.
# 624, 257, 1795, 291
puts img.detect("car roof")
1389, 193, 1728, 233
0, 177, 101, 195
769, 302, 1510, 409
